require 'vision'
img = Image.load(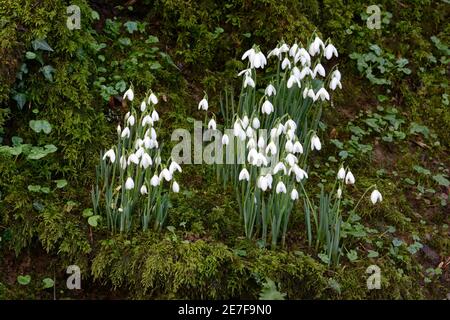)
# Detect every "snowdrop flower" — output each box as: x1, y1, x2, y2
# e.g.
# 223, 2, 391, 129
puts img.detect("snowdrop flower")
370, 189, 383, 204
120, 155, 127, 170
160, 168, 172, 182
244, 75, 255, 88
276, 181, 287, 194
315, 87, 330, 101
329, 77, 342, 90
324, 43, 338, 60
172, 181, 180, 193
233, 122, 246, 141
309, 36, 324, 56
222, 134, 229, 145
140, 185, 148, 195
257, 136, 265, 149
285, 153, 298, 167
286, 129, 295, 141
252, 117, 260, 129
149, 92, 158, 105
198, 97, 208, 111
125, 177, 134, 190
312, 63, 326, 78
279, 43, 289, 54
128, 153, 139, 165
332, 69, 341, 82
285, 140, 294, 153
140, 153, 152, 169
257, 176, 270, 191
337, 167, 346, 180
127, 115, 135, 126
151, 110, 159, 122
252, 51, 267, 69
242, 48, 256, 62
266, 141, 277, 156
345, 171, 355, 185
140, 101, 147, 112
337, 188, 342, 199
265, 174, 273, 188
267, 47, 281, 60
307, 88, 316, 100
292, 66, 301, 79
238, 68, 252, 77
135, 146, 144, 158
245, 126, 254, 138
121, 127, 130, 139
123, 88, 134, 101
289, 43, 299, 57
169, 161, 182, 174
239, 168, 250, 181
150, 175, 160, 186
291, 188, 299, 200
247, 148, 258, 163
241, 115, 249, 129
116, 125, 121, 135
282, 57, 291, 70
273, 162, 287, 175
265, 84, 276, 97
299, 67, 311, 80
149, 127, 157, 140
292, 165, 308, 181
295, 48, 311, 66
287, 74, 300, 89
254, 153, 268, 167
310, 135, 322, 151
142, 115, 153, 127
208, 118, 217, 130
261, 100, 274, 115
293, 141, 303, 154
103, 149, 116, 163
